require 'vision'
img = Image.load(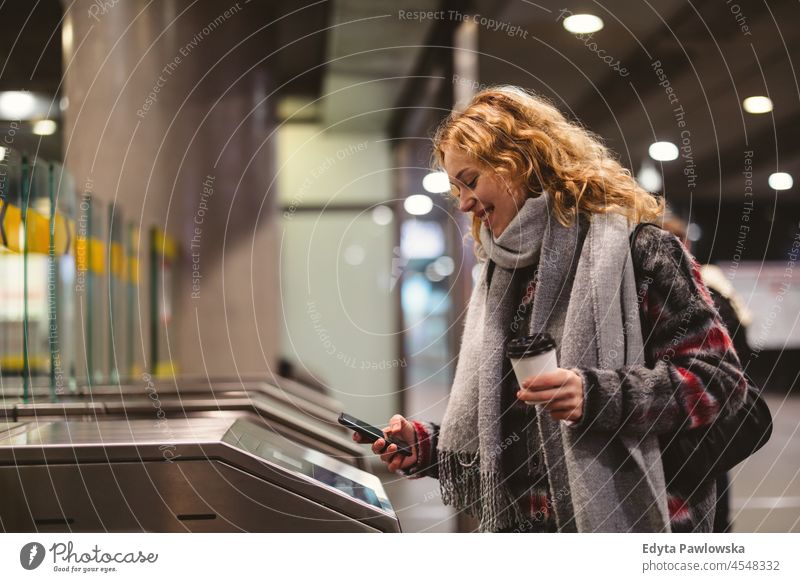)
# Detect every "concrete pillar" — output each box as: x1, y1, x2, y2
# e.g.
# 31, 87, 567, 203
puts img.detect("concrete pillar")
62, 0, 279, 378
